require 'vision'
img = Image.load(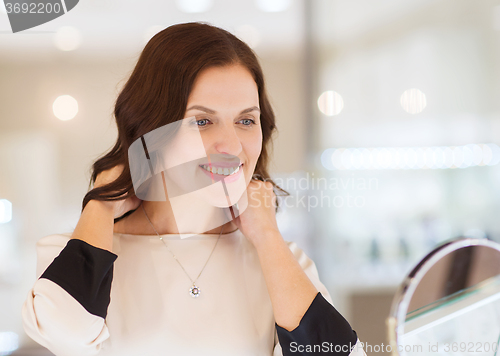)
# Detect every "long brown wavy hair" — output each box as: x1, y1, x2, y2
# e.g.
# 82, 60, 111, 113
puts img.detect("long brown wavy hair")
83, 21, 288, 221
